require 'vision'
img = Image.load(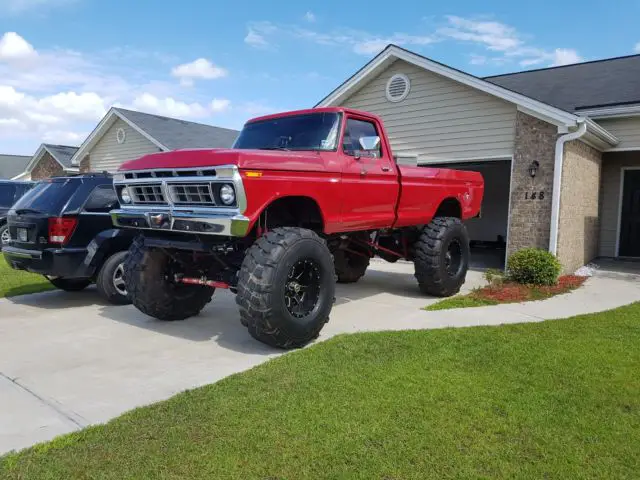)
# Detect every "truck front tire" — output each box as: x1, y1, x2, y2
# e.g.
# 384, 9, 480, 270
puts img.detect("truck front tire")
413, 217, 470, 297
334, 249, 370, 283
236, 227, 335, 349
124, 236, 214, 321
